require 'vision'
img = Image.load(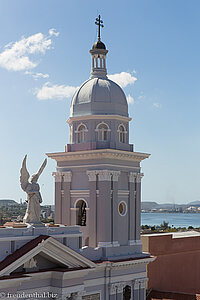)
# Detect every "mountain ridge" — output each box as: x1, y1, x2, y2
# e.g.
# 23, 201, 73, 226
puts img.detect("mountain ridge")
142, 200, 200, 210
